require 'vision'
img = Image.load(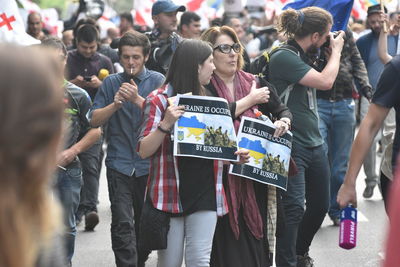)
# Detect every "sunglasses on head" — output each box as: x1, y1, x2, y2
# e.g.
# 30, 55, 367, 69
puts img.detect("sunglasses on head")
213, 43, 241, 54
